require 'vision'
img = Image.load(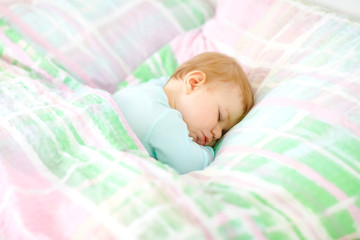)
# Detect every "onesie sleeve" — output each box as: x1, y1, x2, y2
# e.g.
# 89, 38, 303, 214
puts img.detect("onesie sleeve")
148, 111, 214, 174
